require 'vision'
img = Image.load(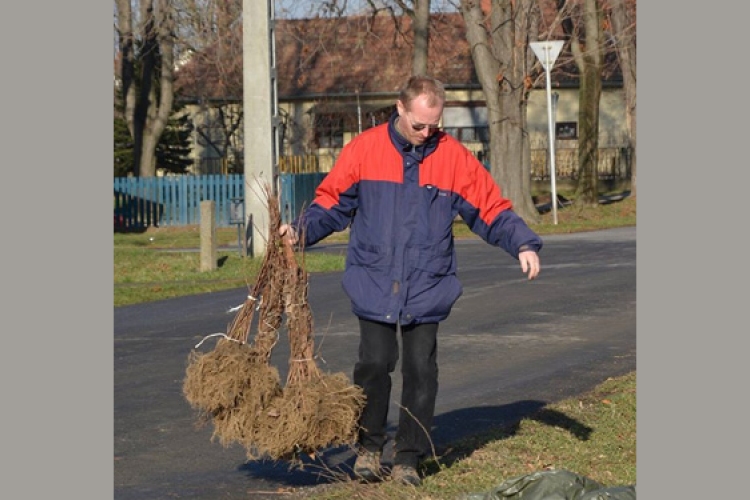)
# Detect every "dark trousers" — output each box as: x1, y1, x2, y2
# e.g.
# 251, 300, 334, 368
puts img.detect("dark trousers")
353, 318, 439, 468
